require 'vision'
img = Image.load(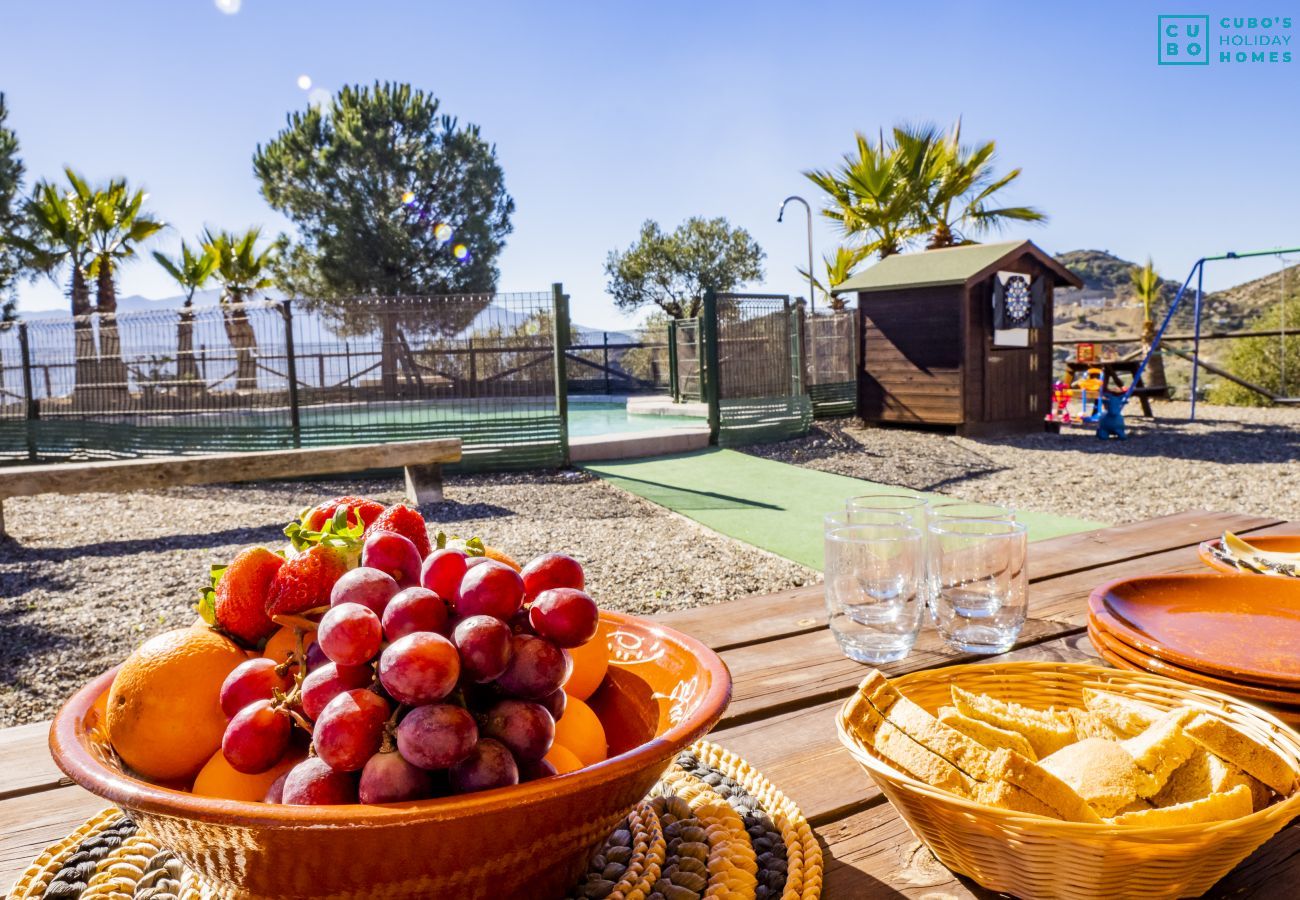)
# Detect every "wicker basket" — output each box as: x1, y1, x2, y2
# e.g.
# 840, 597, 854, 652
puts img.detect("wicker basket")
836, 661, 1300, 900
